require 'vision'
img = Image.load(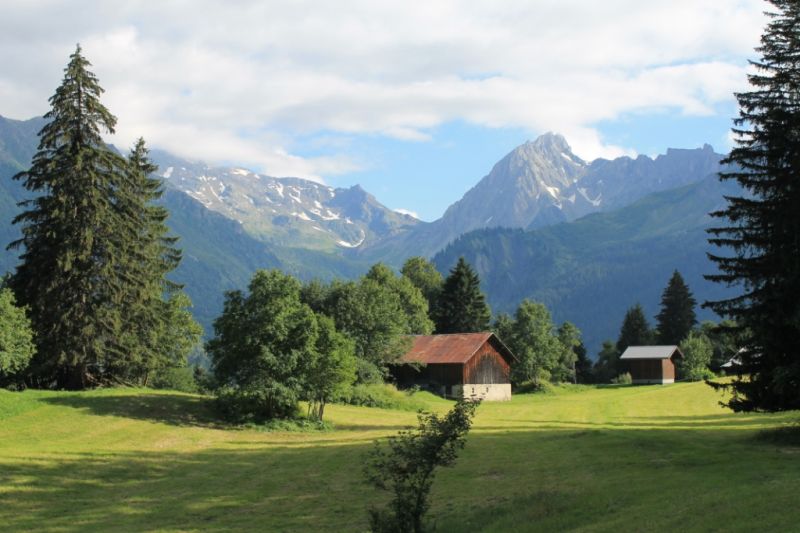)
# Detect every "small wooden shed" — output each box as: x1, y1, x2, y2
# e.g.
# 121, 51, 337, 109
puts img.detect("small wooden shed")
392, 332, 515, 401
620, 345, 683, 384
